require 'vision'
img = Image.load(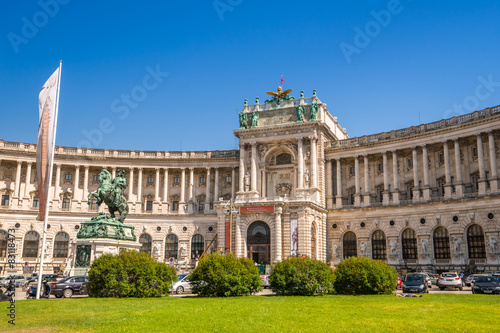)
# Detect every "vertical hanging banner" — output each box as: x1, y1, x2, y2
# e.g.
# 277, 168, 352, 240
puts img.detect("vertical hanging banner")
225, 216, 230, 253
290, 218, 298, 256
36, 67, 60, 221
